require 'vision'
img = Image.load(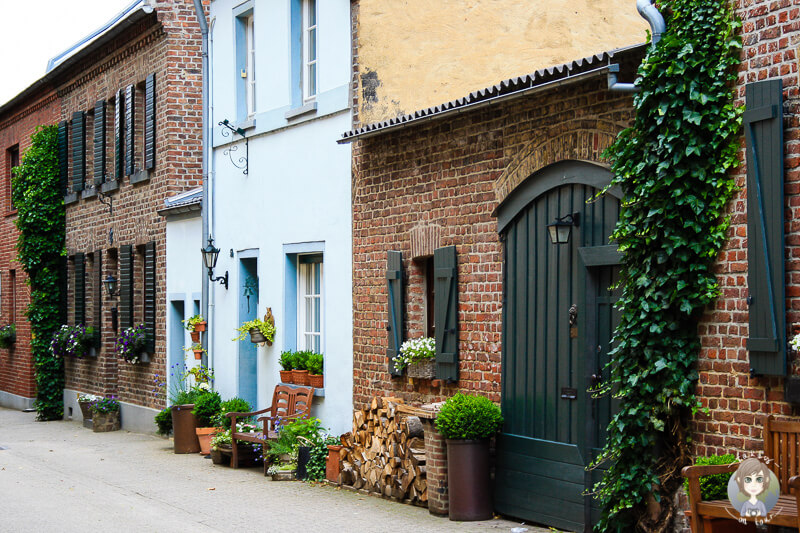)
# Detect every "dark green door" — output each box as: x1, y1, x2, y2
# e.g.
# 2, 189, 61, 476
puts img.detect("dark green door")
494, 161, 621, 532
